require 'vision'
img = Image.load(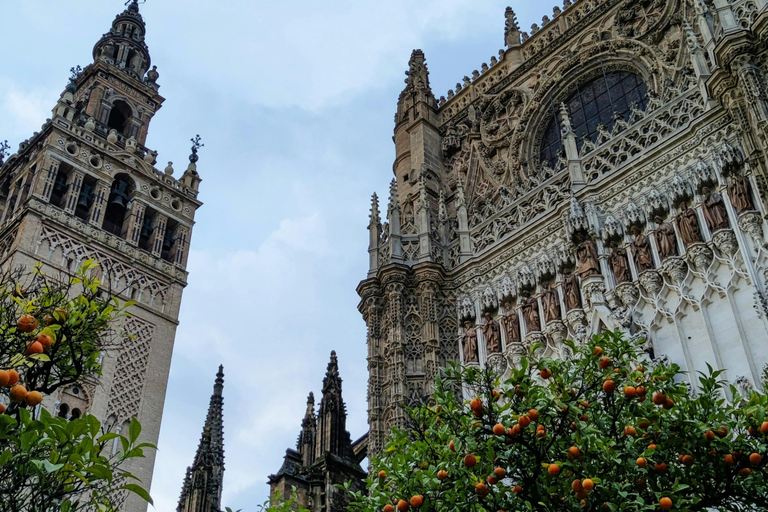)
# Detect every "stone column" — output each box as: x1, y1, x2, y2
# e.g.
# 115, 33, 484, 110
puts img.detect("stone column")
88, 181, 110, 227
149, 213, 168, 258
171, 225, 190, 267
63, 171, 85, 215
122, 201, 146, 247
37, 157, 60, 201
